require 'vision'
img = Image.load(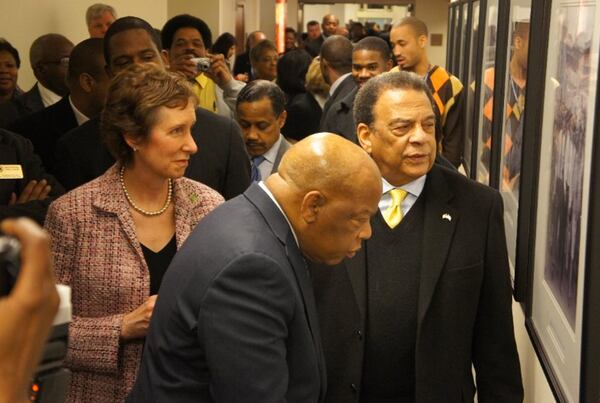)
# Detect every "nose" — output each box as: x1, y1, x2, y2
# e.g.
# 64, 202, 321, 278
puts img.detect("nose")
183, 130, 198, 154
359, 220, 373, 241
245, 126, 259, 141
358, 68, 370, 79
393, 44, 402, 58
409, 122, 429, 144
